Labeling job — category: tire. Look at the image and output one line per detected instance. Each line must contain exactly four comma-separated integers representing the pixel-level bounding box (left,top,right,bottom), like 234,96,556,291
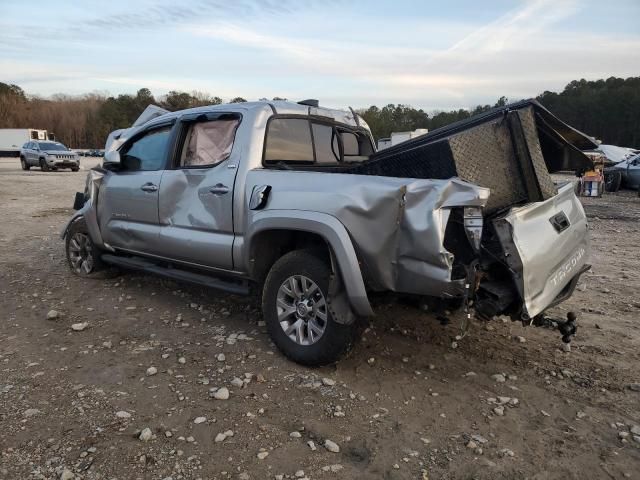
262,250,358,366
20,157,30,171
604,170,622,192
65,218,105,277
71,167,79,172
40,158,50,172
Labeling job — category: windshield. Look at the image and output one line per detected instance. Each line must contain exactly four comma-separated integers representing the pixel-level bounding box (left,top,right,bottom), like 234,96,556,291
39,142,68,151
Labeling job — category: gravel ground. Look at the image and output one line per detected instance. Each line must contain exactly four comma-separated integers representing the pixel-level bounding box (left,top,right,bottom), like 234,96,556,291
1,157,639,480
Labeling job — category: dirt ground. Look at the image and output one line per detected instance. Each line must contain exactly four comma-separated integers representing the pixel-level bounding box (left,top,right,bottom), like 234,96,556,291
1,156,639,480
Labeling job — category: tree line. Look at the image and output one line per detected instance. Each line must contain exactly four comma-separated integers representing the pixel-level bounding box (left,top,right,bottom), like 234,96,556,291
1,77,638,148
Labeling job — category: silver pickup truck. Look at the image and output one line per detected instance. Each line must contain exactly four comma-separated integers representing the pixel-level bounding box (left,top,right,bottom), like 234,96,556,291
62,99,593,365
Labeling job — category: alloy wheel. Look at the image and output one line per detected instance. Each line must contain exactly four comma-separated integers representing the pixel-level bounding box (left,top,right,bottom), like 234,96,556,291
276,274,328,345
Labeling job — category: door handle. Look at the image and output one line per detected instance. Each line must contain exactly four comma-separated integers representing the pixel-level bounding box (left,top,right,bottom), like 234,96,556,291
141,183,158,193
209,183,230,195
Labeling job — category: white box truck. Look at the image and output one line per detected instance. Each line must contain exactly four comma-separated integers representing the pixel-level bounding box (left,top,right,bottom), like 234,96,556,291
0,129,52,157
377,128,429,151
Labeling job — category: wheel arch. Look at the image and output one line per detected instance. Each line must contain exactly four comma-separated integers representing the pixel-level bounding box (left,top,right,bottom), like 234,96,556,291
244,210,373,317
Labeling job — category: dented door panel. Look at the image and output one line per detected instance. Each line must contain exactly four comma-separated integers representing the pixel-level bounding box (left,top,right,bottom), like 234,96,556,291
158,165,236,270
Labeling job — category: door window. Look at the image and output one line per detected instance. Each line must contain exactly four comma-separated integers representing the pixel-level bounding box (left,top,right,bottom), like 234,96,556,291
179,119,240,168
121,127,171,171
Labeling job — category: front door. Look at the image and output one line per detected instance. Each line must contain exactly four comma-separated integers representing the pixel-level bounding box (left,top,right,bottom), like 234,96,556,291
98,126,172,255
157,115,241,271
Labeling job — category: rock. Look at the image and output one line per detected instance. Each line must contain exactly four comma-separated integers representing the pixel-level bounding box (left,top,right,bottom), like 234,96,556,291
618,431,629,440
146,366,158,376
307,440,317,451
71,322,88,331
493,406,505,416
24,408,41,417
290,431,302,438
367,357,375,365
628,383,640,392
576,411,587,419
466,440,478,449
295,470,305,478
139,427,153,442
322,378,336,386
217,353,226,362
230,377,244,388
541,410,551,417
239,473,250,480
47,310,60,320
324,439,340,453
214,433,227,443
213,387,230,400
257,451,269,460
630,425,640,435
497,396,511,404
499,448,515,457
514,335,526,343
491,374,506,383
562,343,571,352
102,341,112,349
194,416,207,424
60,469,75,480
471,434,488,444
178,356,186,364
115,411,131,419
633,435,640,444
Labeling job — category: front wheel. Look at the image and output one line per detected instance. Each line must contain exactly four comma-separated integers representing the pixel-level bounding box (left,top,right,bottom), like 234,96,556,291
262,250,358,366
20,157,30,170
40,158,50,172
65,219,105,277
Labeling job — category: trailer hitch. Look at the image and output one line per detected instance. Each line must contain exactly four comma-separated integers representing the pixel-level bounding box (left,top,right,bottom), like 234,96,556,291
530,311,578,344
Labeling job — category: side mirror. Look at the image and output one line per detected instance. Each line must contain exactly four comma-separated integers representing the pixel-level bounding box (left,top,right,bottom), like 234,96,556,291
104,150,120,164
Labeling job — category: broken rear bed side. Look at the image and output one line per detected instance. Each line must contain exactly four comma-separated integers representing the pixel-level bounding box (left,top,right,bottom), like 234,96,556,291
260,99,595,323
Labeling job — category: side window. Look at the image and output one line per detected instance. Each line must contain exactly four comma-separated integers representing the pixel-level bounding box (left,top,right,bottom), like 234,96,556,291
341,132,360,156
179,119,240,168
312,123,339,164
121,127,171,171
264,118,314,163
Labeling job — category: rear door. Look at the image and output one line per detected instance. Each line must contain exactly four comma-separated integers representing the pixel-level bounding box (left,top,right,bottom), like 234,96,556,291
98,125,172,255
157,113,241,270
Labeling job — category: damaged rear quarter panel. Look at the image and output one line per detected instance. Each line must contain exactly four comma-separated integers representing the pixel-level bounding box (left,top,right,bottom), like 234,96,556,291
244,170,488,297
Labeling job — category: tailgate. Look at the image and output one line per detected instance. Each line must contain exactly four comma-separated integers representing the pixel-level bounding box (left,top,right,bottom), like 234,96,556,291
493,182,590,318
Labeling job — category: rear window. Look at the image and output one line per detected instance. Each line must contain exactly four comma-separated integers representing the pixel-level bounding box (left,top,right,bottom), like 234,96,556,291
264,118,314,163
312,123,339,164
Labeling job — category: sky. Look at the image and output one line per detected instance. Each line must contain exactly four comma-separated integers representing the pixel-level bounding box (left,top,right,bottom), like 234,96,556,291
1,0,639,110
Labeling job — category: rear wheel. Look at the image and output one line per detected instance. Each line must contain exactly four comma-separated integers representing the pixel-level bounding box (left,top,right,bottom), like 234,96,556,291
39,158,49,172
604,170,622,192
262,250,358,366
71,166,79,172
65,219,105,277
20,157,30,171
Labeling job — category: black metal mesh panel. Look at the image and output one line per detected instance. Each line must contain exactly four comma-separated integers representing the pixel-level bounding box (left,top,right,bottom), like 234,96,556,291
517,107,557,200
344,139,457,179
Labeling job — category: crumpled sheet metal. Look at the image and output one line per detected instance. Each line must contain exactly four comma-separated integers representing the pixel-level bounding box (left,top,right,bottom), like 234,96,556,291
248,170,489,296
